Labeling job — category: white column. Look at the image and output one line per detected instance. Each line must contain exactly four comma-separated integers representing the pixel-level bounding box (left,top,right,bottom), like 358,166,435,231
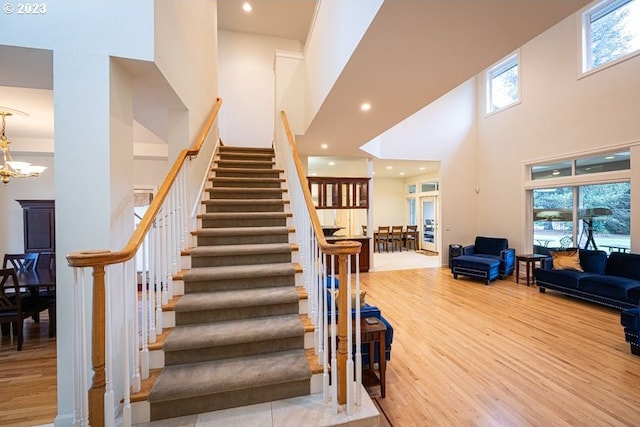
53,50,135,426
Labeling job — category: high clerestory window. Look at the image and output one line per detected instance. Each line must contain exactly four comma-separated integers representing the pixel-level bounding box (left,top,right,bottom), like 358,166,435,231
582,0,640,73
486,52,519,114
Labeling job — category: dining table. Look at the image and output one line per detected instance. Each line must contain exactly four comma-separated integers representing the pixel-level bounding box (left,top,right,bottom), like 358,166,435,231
16,268,56,337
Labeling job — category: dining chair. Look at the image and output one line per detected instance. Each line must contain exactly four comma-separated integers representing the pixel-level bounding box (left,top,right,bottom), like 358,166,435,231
3,252,54,331
390,226,404,252
375,226,390,252
405,225,418,250
0,268,30,350
3,253,40,272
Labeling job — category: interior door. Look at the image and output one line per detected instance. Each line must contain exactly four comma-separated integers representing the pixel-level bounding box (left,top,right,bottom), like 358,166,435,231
421,196,437,252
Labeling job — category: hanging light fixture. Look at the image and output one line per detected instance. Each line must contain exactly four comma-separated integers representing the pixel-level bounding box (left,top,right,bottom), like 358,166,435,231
0,111,47,184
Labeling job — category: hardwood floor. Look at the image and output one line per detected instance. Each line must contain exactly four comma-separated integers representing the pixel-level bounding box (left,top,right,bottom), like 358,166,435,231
3,268,640,426
360,267,640,426
0,313,57,427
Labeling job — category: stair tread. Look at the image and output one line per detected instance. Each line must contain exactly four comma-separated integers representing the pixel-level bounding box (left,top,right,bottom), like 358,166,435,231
219,146,274,153
210,176,283,182
212,167,284,173
202,199,287,205
183,262,296,282
196,226,290,236
199,212,291,219
207,187,286,192
164,314,304,351
191,242,293,256
175,286,299,312
149,349,311,403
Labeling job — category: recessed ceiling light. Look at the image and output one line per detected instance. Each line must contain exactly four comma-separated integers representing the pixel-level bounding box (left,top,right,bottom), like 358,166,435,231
242,2,252,12
419,167,426,171
399,172,405,176
372,171,376,175
321,144,328,149
328,161,336,166
360,102,371,111
386,166,393,170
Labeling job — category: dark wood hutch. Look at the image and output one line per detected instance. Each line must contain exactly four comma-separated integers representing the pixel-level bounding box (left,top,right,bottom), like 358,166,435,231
17,199,55,269
307,177,370,273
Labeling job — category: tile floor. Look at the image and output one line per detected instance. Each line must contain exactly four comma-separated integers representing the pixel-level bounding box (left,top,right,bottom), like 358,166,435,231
132,387,379,427
372,250,439,271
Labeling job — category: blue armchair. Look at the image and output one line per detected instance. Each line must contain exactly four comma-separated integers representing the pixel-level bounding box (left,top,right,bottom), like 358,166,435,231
621,307,640,356
462,236,516,278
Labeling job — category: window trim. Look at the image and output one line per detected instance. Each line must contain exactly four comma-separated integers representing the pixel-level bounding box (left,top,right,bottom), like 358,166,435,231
486,51,521,115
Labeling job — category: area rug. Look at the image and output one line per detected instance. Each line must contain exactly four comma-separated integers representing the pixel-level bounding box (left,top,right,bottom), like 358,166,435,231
372,250,439,271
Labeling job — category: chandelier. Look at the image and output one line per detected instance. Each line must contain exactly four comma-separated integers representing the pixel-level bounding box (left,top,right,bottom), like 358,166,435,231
0,111,47,184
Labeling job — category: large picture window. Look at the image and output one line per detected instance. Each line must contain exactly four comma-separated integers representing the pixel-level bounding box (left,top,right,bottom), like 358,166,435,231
582,0,640,72
532,182,630,253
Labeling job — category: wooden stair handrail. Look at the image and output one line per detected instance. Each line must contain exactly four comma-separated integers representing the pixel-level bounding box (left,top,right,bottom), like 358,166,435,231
281,110,360,406
67,98,223,268
280,111,360,257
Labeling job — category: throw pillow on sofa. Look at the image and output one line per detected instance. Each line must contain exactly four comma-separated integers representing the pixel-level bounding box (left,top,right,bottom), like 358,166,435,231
550,250,583,271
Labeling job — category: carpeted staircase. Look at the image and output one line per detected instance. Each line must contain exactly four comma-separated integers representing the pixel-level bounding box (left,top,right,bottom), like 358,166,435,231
147,145,312,421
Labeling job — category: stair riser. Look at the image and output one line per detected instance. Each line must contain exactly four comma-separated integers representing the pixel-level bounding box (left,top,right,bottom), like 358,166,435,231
191,252,292,268
150,380,310,421
214,170,281,179
197,234,289,246
217,154,274,162
204,203,285,213
164,336,304,366
183,275,295,293
210,180,282,189
208,190,284,200
175,303,299,325
219,147,274,155
202,218,287,228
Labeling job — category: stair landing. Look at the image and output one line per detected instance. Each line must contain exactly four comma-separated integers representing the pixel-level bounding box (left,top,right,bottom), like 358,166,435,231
133,386,380,426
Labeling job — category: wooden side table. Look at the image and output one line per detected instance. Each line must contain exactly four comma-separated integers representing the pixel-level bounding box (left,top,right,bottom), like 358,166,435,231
360,318,387,397
516,253,548,286
331,318,388,397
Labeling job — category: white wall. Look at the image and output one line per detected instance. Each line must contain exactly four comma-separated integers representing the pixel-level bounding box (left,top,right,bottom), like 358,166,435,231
1,0,154,58
475,8,640,252
371,177,406,227
218,31,302,147
155,0,219,150
303,0,383,129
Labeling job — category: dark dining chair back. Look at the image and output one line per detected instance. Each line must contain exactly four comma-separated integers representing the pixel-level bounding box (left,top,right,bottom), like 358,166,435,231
3,253,40,272
0,267,27,350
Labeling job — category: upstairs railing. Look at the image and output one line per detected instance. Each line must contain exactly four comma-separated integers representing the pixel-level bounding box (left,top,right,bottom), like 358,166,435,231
277,110,363,413
66,98,222,427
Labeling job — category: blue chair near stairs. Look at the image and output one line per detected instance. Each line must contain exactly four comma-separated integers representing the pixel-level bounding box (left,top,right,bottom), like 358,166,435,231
325,278,394,365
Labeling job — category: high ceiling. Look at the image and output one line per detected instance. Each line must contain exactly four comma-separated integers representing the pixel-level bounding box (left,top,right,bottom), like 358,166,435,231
218,0,592,177
0,0,592,178
217,0,317,44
